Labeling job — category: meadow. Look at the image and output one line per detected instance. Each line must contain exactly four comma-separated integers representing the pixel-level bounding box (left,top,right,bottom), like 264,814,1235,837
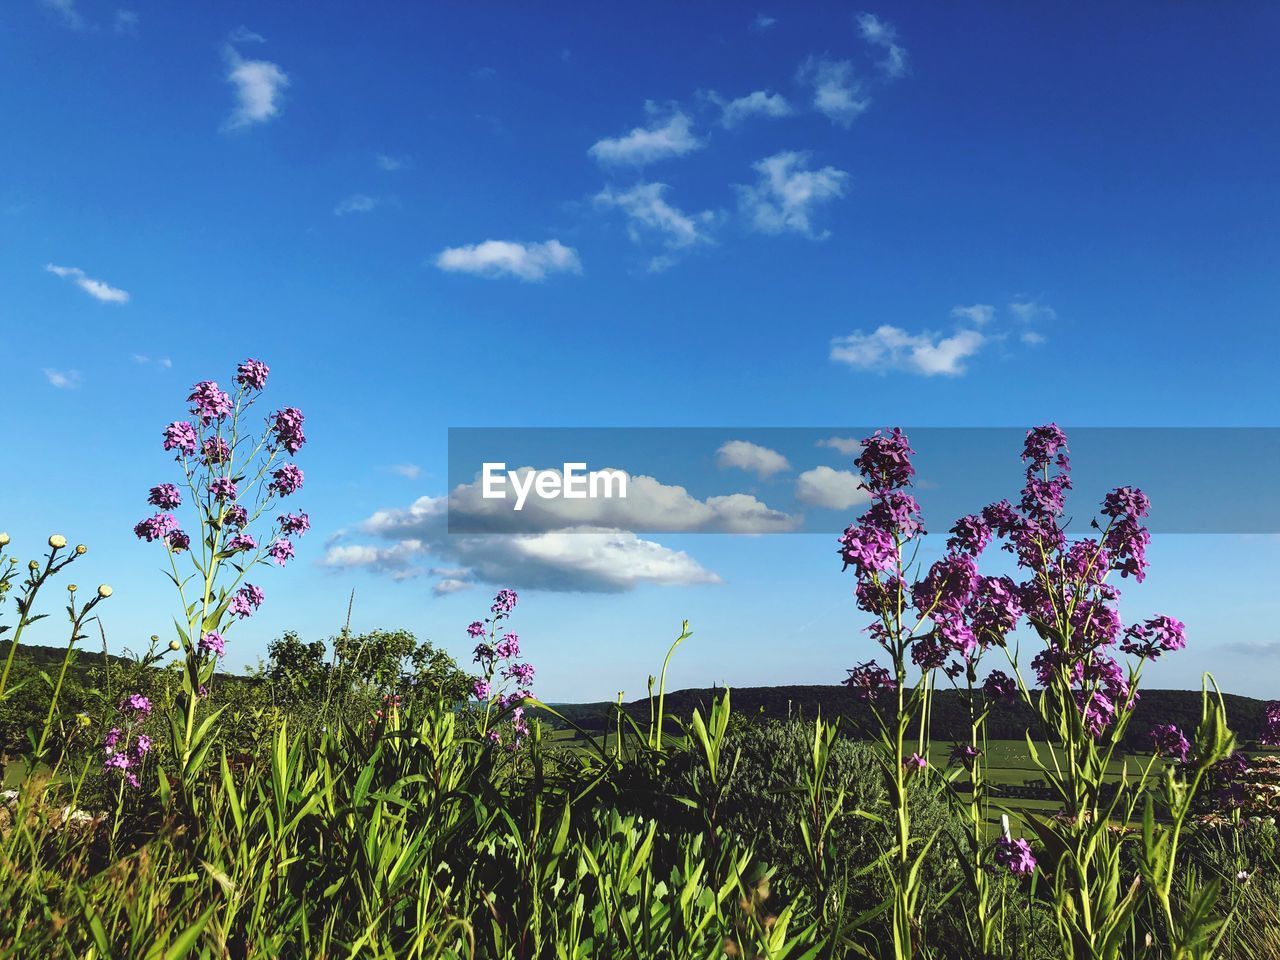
2,360,1279,959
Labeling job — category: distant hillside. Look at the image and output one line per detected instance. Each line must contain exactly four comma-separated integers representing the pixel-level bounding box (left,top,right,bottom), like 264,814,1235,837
546,685,1276,748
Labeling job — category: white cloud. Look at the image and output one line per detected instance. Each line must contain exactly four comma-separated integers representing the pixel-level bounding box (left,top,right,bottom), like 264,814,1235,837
41,0,84,29
594,183,715,264
43,368,81,389
390,464,421,479
334,194,378,215
227,26,266,44
795,465,869,510
433,578,472,596
222,45,289,131
323,493,726,593
132,354,172,368
1009,300,1057,323
714,90,793,127
588,106,703,166
114,9,138,34
857,13,908,79
798,57,870,127
817,436,863,456
45,264,130,303
830,326,985,377
1021,330,1046,345
751,13,777,30
434,239,582,282
440,470,798,535
376,153,408,172
715,440,791,479
950,304,994,326
737,151,848,238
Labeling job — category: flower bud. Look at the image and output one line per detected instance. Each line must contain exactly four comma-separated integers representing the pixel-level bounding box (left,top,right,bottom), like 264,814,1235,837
0,533,9,546
97,585,112,598
28,560,39,571
48,535,67,549
75,544,87,555
68,584,78,592
168,640,181,651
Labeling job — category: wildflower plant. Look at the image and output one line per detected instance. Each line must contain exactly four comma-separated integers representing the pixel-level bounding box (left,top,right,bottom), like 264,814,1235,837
468,589,535,748
837,425,1234,959
134,359,308,789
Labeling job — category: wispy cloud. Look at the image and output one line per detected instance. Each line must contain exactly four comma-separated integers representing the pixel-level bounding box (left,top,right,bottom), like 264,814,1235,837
795,465,869,509
857,12,908,79
798,57,870,127
1009,300,1058,323
817,437,863,457
375,153,408,172
222,40,289,131
751,13,777,31
333,194,379,215
588,105,703,166
390,464,422,479
133,354,172,368
830,326,986,377
595,183,715,270
951,304,995,326
1220,640,1280,658
113,9,138,34
43,368,81,389
737,151,848,238
434,240,582,282
716,440,791,479
227,26,266,44
433,578,473,596
41,0,84,30
711,90,793,128
45,264,130,303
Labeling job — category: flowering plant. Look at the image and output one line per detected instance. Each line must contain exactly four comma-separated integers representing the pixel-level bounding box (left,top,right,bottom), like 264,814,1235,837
468,589,535,750
134,359,308,787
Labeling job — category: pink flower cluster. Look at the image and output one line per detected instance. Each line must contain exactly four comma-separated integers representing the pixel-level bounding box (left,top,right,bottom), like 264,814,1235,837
470,590,534,747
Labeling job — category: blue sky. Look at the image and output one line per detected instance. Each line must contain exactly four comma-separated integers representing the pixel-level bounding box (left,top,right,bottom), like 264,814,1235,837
3,1,1279,700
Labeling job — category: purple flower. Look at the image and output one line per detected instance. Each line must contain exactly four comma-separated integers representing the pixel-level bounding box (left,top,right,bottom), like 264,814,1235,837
188,381,233,424
994,837,1037,876
104,751,130,772
133,734,152,757
853,428,916,492
202,437,231,466
228,583,264,619
843,660,895,700
1102,486,1151,521
1021,424,1069,474
491,589,518,615
1120,615,1186,660
199,631,226,657
271,407,307,455
1262,701,1280,746
134,513,178,543
209,477,237,502
472,679,491,700
838,523,898,576
903,752,927,772
947,513,992,555
123,693,152,716
147,483,182,510
167,529,191,552
225,533,256,553
162,421,198,456
1150,724,1190,762
278,512,310,536
236,358,270,391
467,620,487,639
914,552,977,617
104,727,121,749
951,743,981,767
270,464,304,496
865,491,925,539
968,576,1022,645
267,538,294,566
983,670,1018,703
503,662,535,686
494,633,520,659
224,505,248,528
1076,690,1116,739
